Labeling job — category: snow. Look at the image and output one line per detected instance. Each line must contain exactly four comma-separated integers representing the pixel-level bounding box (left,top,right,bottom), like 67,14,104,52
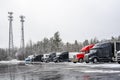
88,63,120,68
82,70,120,73
0,59,25,64
68,62,120,68
66,62,120,73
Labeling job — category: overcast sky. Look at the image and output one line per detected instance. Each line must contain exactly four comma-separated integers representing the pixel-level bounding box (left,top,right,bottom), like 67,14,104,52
0,0,120,48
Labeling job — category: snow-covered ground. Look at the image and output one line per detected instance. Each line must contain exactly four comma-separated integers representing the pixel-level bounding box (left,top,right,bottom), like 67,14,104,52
82,70,120,73
65,62,120,74
0,62,120,80
68,62,120,68
0,59,25,64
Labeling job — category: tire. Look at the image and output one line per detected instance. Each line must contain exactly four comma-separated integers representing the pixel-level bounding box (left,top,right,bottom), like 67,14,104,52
111,60,114,62
78,58,84,63
93,58,98,63
45,60,48,63
85,59,89,63
118,61,120,64
85,61,89,63
73,62,77,63
54,60,58,63
56,60,60,63
53,59,59,63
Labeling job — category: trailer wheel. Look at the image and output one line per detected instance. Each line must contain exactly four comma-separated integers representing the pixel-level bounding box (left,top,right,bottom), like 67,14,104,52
93,58,98,63
79,59,84,63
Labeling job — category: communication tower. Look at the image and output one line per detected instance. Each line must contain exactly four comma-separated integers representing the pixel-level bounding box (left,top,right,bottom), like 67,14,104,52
8,12,14,58
20,15,25,57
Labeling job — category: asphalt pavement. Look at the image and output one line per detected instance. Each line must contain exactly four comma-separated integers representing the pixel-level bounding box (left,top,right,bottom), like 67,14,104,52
0,62,120,80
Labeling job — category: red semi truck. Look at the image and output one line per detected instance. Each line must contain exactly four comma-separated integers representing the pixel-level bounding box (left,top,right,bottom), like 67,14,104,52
72,44,94,63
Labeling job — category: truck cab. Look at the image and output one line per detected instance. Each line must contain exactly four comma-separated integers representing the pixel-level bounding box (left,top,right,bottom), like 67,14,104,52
84,42,113,63
25,55,35,64
72,44,94,63
42,54,50,62
32,54,43,62
117,51,120,64
46,53,56,62
53,52,69,62
72,52,85,63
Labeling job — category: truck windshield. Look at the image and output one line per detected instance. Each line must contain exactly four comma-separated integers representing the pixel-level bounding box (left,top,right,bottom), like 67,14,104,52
90,49,97,53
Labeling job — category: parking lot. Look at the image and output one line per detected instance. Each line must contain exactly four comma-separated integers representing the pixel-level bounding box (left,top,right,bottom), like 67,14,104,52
0,61,120,80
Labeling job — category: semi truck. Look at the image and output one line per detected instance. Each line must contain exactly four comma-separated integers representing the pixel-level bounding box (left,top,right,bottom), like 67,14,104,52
32,54,43,62
25,54,43,63
72,44,94,63
84,41,120,63
41,53,50,62
45,53,56,62
117,51,120,63
53,52,78,62
25,55,35,63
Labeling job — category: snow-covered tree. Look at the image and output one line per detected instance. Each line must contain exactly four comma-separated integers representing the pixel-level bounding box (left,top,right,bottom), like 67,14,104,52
53,31,62,52
83,40,89,46
73,40,80,52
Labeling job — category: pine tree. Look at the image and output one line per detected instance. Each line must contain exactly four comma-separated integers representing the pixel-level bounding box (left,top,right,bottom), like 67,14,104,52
53,31,62,52
43,38,49,53
83,40,89,46
118,36,120,41
74,40,79,52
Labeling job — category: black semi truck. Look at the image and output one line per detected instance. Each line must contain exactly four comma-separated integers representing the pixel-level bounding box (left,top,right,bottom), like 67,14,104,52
53,52,69,62
46,53,56,62
84,41,120,63
32,54,43,62
53,52,78,62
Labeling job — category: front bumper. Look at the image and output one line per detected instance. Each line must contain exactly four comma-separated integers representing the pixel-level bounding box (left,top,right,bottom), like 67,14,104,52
72,59,78,63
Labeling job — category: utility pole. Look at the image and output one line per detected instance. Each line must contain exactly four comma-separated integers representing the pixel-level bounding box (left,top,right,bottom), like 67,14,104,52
8,12,14,59
20,15,25,59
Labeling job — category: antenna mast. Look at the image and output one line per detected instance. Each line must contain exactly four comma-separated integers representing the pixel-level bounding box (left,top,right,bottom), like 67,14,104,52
20,15,25,58
8,12,14,58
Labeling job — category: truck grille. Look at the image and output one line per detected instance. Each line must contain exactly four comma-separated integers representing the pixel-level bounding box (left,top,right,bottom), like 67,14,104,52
117,53,120,56
117,57,120,61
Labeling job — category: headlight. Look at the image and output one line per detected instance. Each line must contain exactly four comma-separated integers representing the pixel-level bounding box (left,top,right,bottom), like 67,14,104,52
89,57,92,60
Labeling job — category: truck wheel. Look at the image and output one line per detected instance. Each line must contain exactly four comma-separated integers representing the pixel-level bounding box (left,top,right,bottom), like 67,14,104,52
45,60,48,63
93,58,98,63
79,59,84,63
118,61,120,64
85,61,89,63
54,60,58,63
73,62,77,63
57,60,60,63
